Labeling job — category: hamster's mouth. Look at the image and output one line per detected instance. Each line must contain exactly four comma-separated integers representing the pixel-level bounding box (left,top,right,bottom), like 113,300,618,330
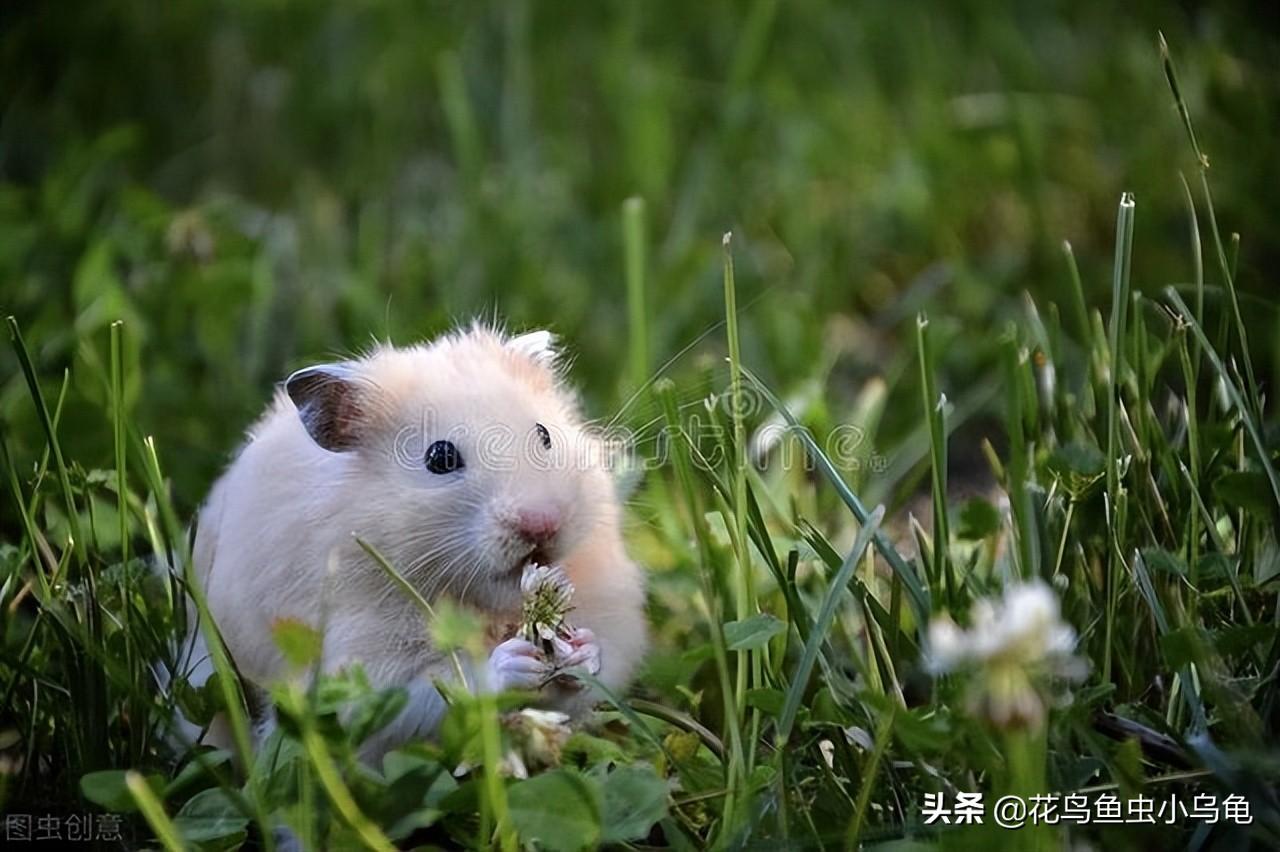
513,544,553,574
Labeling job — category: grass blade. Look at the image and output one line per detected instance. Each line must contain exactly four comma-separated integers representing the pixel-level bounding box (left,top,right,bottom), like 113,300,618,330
110,321,129,565
721,232,761,782
290,685,398,852
1160,33,1262,422
1165,287,1280,515
1061,240,1091,342
1103,192,1136,684
127,771,185,852
7,316,85,570
741,366,930,625
916,313,953,605
844,707,894,850
777,505,885,743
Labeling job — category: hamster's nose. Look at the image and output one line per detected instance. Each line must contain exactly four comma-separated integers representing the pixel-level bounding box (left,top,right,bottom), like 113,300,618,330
514,508,561,545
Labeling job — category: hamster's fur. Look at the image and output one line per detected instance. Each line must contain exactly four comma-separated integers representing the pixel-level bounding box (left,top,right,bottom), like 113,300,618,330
177,325,647,758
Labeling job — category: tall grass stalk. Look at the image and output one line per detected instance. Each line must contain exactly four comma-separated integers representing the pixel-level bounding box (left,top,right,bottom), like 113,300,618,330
844,706,894,850
916,313,953,605
1160,35,1262,420
108,320,147,761
1175,173,1206,595
290,685,398,852
1061,241,1091,342
1102,192,1135,685
721,233,761,788
1000,334,1038,579
476,687,518,852
110,321,128,568
8,317,85,571
126,771,185,852
0,412,49,599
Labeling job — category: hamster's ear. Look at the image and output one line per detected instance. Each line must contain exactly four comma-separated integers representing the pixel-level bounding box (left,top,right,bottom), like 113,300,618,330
285,364,365,452
507,330,558,370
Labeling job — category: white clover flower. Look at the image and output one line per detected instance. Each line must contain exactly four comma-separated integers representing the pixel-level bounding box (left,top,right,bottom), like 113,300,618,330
518,708,572,728
520,563,572,597
504,708,573,772
927,579,1079,672
455,750,530,780
925,617,968,672
520,563,575,646
926,579,1086,729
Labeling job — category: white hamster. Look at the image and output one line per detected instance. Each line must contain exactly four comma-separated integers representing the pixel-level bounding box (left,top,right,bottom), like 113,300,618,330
178,325,648,757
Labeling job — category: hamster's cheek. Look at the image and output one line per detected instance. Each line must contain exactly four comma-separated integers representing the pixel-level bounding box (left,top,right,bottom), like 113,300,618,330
552,493,595,556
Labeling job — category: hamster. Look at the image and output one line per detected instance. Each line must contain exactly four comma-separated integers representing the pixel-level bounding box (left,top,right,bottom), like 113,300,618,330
177,325,648,758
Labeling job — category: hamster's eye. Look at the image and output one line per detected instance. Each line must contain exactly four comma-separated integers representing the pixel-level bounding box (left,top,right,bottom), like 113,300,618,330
425,440,464,475
535,423,551,450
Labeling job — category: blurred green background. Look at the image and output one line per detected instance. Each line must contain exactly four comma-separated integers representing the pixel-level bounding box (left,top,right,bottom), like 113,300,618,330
1,0,1277,507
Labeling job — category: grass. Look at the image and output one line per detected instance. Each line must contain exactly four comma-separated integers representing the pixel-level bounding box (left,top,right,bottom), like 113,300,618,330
2,3,1280,850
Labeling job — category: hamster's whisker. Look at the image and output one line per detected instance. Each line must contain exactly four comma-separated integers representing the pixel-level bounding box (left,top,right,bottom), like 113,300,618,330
418,551,472,602
435,550,483,603
394,531,472,558
454,559,490,607
397,540,473,586
411,552,472,592
369,535,468,583
371,545,471,610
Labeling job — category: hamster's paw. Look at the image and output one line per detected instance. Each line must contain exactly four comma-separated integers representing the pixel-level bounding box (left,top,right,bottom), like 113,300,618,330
487,637,549,692
552,626,602,677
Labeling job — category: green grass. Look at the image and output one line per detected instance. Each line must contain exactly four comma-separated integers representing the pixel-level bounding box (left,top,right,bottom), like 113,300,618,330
2,2,1280,850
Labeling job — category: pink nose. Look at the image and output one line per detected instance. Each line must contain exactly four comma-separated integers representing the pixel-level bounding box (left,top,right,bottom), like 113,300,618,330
515,508,561,545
